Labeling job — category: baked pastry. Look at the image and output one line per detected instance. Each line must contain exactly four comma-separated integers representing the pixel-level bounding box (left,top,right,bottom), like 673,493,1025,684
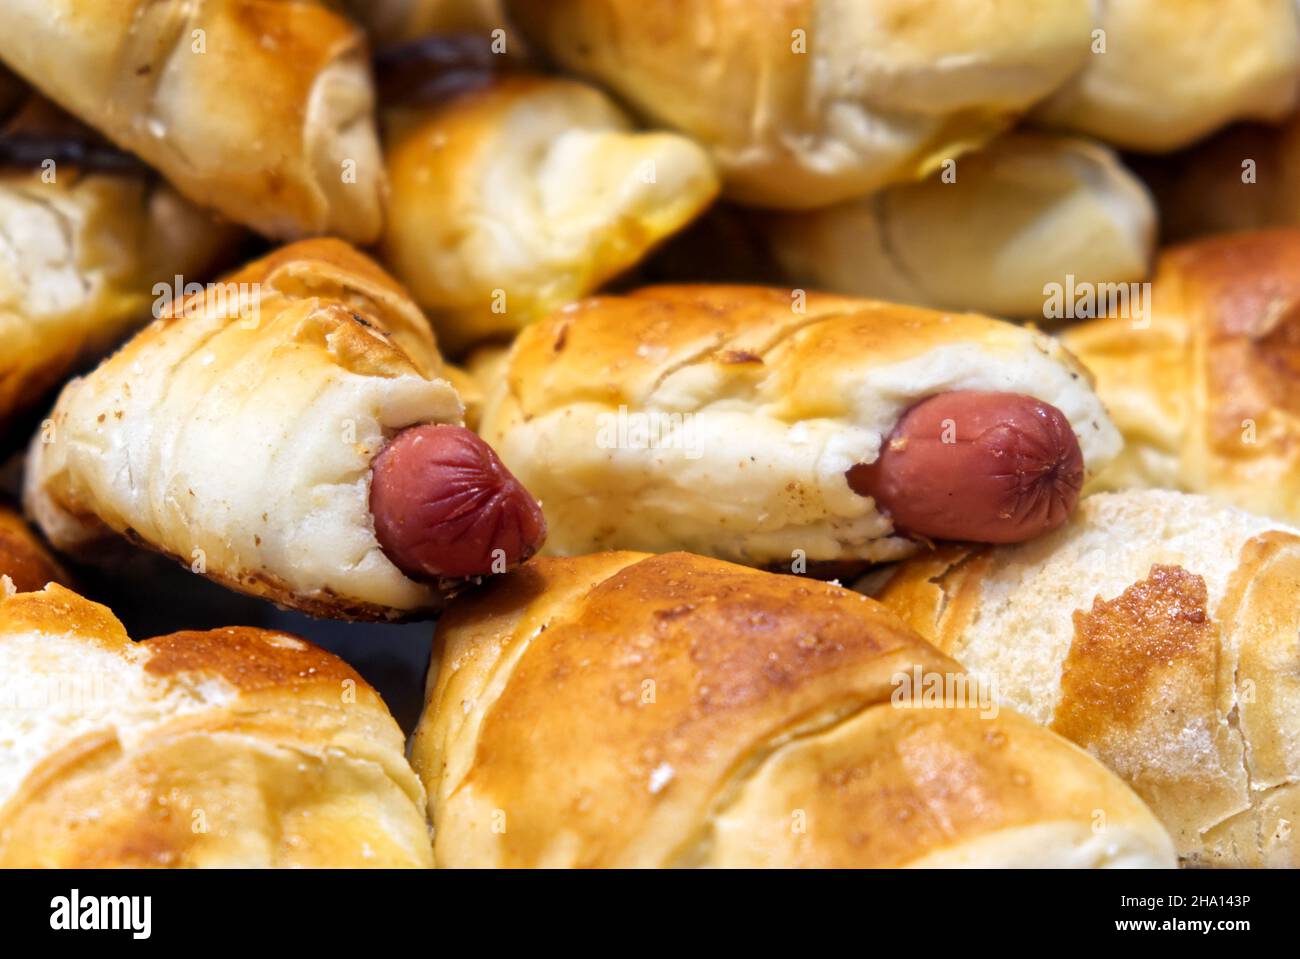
0,92,236,435
868,490,1300,867
475,285,1120,565
25,239,546,621
0,503,66,593
758,133,1156,319
1033,0,1300,152
0,582,432,867
504,0,1094,209
0,0,386,242
1062,228,1300,525
411,551,1176,867
381,74,718,353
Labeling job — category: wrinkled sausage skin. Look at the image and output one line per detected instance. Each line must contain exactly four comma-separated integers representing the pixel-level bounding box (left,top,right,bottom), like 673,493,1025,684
847,391,1084,544
370,424,547,580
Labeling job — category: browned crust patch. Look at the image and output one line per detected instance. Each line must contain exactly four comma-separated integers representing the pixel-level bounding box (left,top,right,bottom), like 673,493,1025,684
0,583,128,650
0,506,68,593
1053,564,1247,853
1055,565,1216,735
142,626,371,695
1172,230,1300,453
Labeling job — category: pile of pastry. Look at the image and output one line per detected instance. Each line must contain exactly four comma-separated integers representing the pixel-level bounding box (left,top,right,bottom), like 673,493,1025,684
0,0,1297,869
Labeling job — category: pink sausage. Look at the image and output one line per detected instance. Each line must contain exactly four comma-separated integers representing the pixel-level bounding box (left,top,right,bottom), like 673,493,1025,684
846,391,1084,544
370,424,547,580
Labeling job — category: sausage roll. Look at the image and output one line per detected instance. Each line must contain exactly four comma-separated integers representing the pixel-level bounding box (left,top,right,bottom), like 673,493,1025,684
1063,229,1300,525
0,582,432,867
412,551,1175,868
381,74,718,353
869,490,1300,868
0,93,237,435
0,0,386,242
475,286,1121,565
25,239,546,621
758,133,1156,319
503,0,1094,209
1033,0,1300,152
0,503,66,593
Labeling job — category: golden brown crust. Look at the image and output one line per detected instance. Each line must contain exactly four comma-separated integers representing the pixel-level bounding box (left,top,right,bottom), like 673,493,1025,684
503,285,1068,419
0,584,432,867
869,545,984,653
710,705,1162,868
187,237,444,379
1217,532,1300,791
1051,566,1245,850
1056,566,1216,735
0,0,386,241
1066,228,1300,522
0,505,67,594
416,551,1173,867
0,583,127,650
142,626,368,695
379,74,719,353
505,0,1094,208
868,490,1300,866
1171,232,1300,452
0,725,427,868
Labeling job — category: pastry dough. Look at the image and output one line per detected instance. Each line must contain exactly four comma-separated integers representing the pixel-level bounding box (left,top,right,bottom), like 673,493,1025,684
504,0,1094,208
412,551,1175,867
0,504,66,594
870,490,1300,867
0,93,237,434
1034,0,1300,151
24,239,468,620
0,0,386,241
476,285,1121,564
1063,228,1300,524
381,75,718,353
759,133,1156,319
0,582,432,867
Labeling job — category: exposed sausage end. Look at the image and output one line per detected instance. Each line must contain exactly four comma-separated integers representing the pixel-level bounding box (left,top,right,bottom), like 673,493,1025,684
370,424,547,581
847,390,1085,544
